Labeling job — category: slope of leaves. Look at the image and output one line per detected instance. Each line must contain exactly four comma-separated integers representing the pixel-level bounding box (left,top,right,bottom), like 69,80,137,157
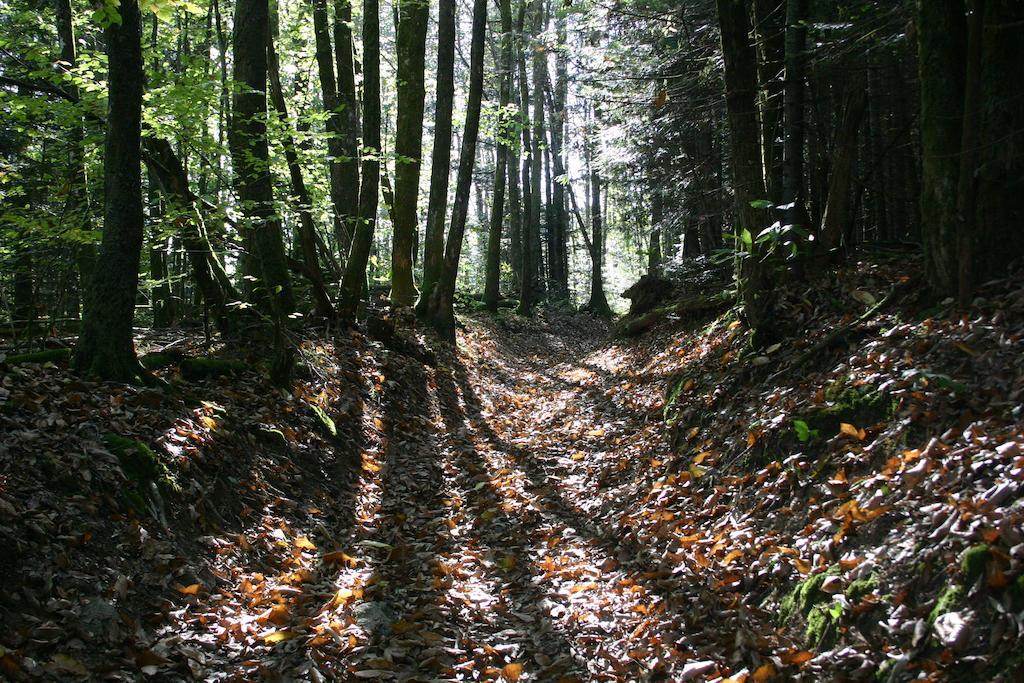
0,254,1021,681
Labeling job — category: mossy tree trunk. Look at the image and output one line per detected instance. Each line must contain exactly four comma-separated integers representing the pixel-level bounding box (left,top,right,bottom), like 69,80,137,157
72,0,146,382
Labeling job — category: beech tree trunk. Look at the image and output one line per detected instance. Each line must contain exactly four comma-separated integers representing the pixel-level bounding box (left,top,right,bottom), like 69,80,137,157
425,0,487,340
391,0,429,306
72,0,146,382
418,0,457,312
483,0,514,312
337,0,380,322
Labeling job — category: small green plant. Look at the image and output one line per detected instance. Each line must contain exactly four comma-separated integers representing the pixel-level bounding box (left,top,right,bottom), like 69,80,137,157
793,419,818,443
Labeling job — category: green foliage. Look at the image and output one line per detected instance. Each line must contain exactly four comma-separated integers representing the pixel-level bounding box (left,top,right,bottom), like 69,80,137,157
845,574,879,601
793,419,817,443
310,404,337,438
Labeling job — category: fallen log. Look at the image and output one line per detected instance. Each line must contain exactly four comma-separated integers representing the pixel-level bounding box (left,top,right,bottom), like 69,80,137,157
614,292,733,337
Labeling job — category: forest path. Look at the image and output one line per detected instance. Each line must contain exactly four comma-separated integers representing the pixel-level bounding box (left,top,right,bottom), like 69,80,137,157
330,314,717,681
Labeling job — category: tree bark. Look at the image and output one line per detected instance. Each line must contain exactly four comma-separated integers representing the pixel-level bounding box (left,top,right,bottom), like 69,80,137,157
424,0,488,340
716,0,771,339
72,0,146,382
390,0,430,306
484,0,514,312
230,0,294,317
918,0,966,296
417,0,457,312
780,0,808,232
338,0,381,322
818,87,867,262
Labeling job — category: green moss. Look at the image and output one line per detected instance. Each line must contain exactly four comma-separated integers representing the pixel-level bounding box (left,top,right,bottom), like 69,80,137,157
960,544,991,584
311,404,337,438
140,352,181,370
180,357,246,381
805,383,893,436
4,348,72,366
846,574,879,601
805,600,843,648
778,566,841,625
928,584,963,624
103,433,179,517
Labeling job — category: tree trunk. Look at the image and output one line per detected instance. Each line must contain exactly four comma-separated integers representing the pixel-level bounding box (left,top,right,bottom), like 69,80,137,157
72,0,146,382
425,0,487,339
390,0,429,306
754,0,785,202
585,103,612,317
417,0,457,312
230,0,294,317
818,87,867,262
525,0,545,308
515,1,535,314
780,0,808,232
649,189,663,276
716,0,771,339
337,0,381,322
334,0,360,255
484,0,514,312
972,0,1024,288
918,0,966,295
268,13,334,317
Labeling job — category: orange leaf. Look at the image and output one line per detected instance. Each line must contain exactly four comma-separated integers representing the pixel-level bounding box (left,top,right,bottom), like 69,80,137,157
262,629,300,644
839,423,864,440
722,549,743,566
294,536,317,551
322,550,359,567
792,557,811,574
783,649,814,665
175,583,201,595
752,662,776,682
502,663,524,681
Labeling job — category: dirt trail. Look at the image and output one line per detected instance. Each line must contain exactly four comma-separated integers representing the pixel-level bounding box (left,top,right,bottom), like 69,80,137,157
312,315,738,681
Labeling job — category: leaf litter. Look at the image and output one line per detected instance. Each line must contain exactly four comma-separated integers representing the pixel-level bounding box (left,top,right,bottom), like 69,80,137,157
0,256,1022,680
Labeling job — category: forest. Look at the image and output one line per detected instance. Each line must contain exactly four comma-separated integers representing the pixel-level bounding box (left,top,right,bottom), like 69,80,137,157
1,0,1023,679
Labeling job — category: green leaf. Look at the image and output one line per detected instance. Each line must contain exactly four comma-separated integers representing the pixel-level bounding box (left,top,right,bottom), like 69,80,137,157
750,199,774,209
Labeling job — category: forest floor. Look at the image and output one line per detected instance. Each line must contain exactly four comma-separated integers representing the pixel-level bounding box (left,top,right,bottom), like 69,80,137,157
1,255,1023,681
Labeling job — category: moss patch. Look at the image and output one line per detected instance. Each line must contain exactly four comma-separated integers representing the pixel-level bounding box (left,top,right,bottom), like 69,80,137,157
778,566,840,625
806,600,843,648
960,544,991,584
4,348,72,366
845,574,879,601
140,352,183,371
806,382,892,436
928,584,964,624
180,357,247,381
103,433,179,514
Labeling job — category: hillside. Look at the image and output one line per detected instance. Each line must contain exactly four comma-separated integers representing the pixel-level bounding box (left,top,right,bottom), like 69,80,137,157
1,255,1021,680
